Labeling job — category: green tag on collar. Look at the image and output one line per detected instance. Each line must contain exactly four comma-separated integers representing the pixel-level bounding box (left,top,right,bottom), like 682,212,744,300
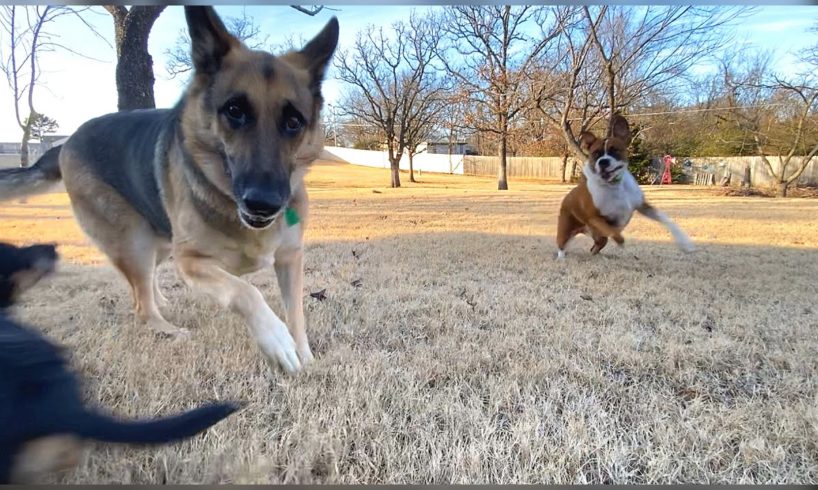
610,174,623,184
285,207,300,227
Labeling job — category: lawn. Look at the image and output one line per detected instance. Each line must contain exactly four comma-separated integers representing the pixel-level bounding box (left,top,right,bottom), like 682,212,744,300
2,160,817,483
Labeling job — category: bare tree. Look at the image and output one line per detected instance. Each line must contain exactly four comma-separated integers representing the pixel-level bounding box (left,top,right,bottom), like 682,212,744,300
583,6,749,125
530,6,605,161
403,82,446,182
335,12,442,188
108,6,326,109
438,92,470,162
104,6,166,111
748,77,818,197
28,113,58,142
165,9,270,80
531,6,748,164
1,6,104,166
437,6,566,190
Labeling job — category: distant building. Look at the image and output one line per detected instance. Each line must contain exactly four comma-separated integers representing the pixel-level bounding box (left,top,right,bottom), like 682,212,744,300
0,134,68,163
417,140,477,155
0,135,70,159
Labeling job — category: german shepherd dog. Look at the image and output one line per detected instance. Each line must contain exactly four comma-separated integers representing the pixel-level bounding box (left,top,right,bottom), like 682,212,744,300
0,241,238,483
0,7,339,374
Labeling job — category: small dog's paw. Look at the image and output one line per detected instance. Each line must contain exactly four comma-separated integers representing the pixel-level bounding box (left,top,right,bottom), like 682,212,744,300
556,250,566,260
613,234,625,246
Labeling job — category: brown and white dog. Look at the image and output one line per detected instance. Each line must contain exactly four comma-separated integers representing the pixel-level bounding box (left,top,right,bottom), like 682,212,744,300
556,114,695,259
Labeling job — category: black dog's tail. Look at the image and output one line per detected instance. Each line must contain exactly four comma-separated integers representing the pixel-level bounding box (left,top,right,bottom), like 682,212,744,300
0,145,63,202
70,402,239,444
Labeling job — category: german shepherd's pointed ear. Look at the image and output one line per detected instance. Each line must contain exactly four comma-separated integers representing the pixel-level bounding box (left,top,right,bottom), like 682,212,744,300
297,17,339,89
610,113,631,145
579,131,597,154
185,6,241,76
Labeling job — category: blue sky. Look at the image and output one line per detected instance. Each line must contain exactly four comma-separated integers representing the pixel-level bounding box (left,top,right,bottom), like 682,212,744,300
1,4,817,142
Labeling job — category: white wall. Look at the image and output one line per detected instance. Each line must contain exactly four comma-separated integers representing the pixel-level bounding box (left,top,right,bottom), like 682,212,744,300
321,146,465,175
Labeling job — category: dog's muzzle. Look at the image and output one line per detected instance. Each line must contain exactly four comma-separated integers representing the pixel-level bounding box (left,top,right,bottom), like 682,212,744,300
237,187,289,229
238,209,280,229
600,166,623,182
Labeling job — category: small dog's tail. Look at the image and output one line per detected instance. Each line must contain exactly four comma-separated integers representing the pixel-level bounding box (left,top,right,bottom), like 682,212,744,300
70,402,240,444
637,202,696,253
0,145,63,202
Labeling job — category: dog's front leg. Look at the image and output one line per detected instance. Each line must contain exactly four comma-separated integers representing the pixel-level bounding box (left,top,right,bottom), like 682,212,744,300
176,253,301,374
586,216,625,245
274,247,313,364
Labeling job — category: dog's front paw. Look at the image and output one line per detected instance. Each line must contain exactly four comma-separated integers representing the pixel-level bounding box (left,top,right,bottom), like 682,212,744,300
298,345,315,365
148,318,191,340
613,234,625,246
679,240,696,253
259,325,301,374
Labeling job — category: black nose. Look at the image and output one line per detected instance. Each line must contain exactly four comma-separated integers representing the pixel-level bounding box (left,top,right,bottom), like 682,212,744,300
241,188,286,217
598,158,611,169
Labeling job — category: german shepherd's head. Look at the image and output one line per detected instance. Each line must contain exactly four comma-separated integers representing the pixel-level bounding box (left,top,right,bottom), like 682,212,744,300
181,7,339,229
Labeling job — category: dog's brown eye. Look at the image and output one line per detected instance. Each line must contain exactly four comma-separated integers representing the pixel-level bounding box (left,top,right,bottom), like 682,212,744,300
221,95,252,129
285,117,301,130
227,104,244,119
285,116,303,133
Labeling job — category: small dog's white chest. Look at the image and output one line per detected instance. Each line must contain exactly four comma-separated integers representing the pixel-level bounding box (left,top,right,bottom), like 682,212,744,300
587,172,644,228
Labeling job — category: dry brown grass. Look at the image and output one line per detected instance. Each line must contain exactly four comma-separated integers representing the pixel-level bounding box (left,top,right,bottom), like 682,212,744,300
2,161,817,484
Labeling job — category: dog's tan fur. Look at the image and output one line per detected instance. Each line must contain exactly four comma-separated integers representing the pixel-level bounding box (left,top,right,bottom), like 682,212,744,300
46,7,337,374
10,436,82,483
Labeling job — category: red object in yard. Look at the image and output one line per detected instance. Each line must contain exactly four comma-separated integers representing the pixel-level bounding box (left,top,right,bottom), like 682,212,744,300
661,154,673,185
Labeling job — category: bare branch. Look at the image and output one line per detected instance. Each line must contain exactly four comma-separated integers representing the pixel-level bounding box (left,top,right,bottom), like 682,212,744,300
289,6,325,16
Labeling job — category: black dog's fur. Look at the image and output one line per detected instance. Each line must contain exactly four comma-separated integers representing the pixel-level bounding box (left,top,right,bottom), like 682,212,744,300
0,242,239,483
0,242,57,309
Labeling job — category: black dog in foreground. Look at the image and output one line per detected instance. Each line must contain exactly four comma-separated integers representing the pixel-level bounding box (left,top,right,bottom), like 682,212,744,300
0,242,239,483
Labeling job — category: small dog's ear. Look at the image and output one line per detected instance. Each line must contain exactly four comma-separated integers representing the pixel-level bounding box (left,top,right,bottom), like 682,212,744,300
579,131,597,154
298,17,339,90
610,114,631,146
185,6,241,76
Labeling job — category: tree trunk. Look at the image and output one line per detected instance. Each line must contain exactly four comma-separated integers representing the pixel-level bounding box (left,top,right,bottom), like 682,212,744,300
409,153,416,183
560,154,569,183
19,124,31,167
106,6,165,111
497,134,508,190
741,163,751,188
390,159,401,188
777,181,789,197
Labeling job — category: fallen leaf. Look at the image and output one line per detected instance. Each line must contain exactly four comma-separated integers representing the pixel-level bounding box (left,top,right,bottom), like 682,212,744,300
580,294,593,301
350,279,363,288
310,289,327,301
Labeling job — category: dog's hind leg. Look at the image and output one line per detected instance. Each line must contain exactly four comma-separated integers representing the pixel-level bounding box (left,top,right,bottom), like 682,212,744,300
556,212,582,260
175,252,301,374
110,237,186,338
61,173,186,338
589,234,609,255
153,244,172,308
637,202,695,252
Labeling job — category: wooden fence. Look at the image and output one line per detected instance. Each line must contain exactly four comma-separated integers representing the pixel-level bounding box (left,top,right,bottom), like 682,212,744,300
463,155,571,180
460,154,818,187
